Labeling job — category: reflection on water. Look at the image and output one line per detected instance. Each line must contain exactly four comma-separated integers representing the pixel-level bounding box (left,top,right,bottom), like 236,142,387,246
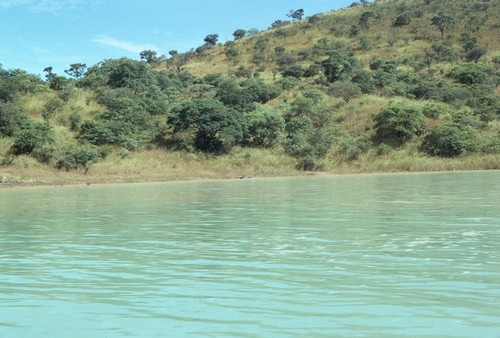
1,172,499,337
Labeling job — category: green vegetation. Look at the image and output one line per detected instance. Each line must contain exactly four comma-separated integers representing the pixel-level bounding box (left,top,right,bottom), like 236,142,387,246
1,0,500,185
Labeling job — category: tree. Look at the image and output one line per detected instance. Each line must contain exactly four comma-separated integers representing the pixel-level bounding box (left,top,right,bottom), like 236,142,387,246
204,34,219,46
321,50,358,82
373,102,426,146
329,81,362,102
168,50,178,58
233,29,246,40
43,66,54,81
140,50,158,63
168,98,245,153
431,14,454,40
64,63,87,79
287,9,304,21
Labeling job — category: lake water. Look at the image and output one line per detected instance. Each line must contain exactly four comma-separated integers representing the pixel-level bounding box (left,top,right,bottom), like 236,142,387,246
0,172,499,337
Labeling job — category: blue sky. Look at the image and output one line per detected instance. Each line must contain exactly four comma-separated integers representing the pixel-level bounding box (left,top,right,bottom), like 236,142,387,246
1,0,354,77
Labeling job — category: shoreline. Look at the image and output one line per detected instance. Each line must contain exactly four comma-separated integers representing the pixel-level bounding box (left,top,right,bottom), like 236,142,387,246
2,167,499,190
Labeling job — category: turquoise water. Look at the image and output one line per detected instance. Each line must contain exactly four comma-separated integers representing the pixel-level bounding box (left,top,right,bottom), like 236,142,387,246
1,172,499,337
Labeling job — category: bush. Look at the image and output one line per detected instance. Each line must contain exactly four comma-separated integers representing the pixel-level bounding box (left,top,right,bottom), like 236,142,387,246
56,146,100,171
373,102,426,146
168,98,245,153
10,122,55,156
244,105,285,147
329,81,362,102
78,121,116,145
466,47,487,63
447,65,490,85
393,14,411,26
420,124,480,157
422,103,450,119
0,102,29,136
482,135,500,154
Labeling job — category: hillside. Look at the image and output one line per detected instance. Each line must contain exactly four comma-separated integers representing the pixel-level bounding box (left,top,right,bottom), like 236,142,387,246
1,0,500,185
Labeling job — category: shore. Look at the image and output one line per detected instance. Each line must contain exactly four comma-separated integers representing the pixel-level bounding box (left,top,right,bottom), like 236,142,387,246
2,148,500,189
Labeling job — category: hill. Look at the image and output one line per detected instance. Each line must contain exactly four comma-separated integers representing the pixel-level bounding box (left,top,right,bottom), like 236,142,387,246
1,0,499,185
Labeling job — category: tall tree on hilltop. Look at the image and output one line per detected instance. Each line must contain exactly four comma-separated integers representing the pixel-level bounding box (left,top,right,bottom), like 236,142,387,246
287,9,304,21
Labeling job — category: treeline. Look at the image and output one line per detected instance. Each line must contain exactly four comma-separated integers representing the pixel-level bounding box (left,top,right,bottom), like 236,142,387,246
1,0,499,173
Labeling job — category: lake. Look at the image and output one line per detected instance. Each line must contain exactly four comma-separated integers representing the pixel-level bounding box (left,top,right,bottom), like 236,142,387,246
1,172,499,337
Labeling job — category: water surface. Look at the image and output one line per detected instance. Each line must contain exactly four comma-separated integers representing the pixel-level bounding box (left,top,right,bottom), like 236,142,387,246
1,172,499,337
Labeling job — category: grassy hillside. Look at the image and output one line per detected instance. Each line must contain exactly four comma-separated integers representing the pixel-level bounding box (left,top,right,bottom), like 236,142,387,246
1,0,499,185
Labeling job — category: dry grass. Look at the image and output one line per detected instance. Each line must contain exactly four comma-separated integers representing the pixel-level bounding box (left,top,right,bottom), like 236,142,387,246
2,144,499,187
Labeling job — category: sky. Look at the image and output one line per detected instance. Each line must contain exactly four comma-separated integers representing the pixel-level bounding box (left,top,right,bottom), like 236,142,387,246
0,0,355,77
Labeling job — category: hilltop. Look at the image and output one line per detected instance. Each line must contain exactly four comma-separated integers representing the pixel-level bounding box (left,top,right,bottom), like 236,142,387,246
1,0,499,185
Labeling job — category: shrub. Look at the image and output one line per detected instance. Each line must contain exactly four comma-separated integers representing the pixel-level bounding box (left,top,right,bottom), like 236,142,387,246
394,14,411,26
244,105,285,147
422,103,449,119
482,135,500,154
10,122,55,156
373,102,426,146
447,65,490,85
56,145,100,171
329,81,362,102
466,47,487,63
168,98,245,153
0,102,29,136
420,124,480,157
280,64,305,78
68,112,82,131
78,121,116,145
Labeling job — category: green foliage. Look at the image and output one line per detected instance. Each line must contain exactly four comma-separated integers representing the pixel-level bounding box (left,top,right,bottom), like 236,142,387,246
482,135,500,154
430,41,457,62
225,46,239,60
321,47,360,82
280,64,305,78
78,121,116,146
373,102,426,146
68,112,82,131
216,77,280,112
329,81,362,102
359,11,374,29
0,68,46,102
56,145,100,170
394,14,411,26
465,46,487,63
276,76,300,90
233,29,246,40
447,64,496,85
64,63,87,79
82,58,156,92
140,50,158,64
244,104,285,147
459,32,478,52
0,102,30,136
335,135,368,161
10,122,55,156
283,97,334,170
287,9,304,21
204,34,219,46
431,13,455,39
168,98,245,153
422,103,450,119
420,124,480,157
